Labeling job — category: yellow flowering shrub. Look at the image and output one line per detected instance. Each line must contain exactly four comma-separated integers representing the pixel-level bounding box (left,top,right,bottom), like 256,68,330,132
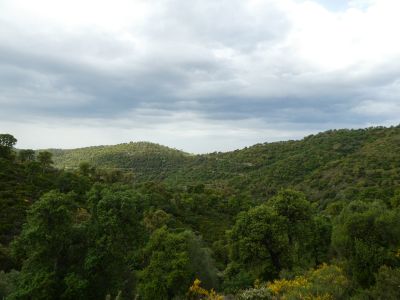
267,277,309,295
395,248,400,258
188,279,224,300
264,264,349,300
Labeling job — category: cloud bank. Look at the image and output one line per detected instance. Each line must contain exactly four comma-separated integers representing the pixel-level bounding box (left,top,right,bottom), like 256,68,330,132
1,0,399,152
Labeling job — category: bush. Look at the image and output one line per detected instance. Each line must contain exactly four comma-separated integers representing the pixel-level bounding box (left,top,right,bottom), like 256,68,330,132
0,270,19,299
368,265,400,300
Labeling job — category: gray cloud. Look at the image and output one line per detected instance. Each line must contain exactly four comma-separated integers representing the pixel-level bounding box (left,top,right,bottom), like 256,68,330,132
1,0,400,152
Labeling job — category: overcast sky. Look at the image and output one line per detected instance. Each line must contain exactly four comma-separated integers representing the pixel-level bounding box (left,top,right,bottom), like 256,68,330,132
1,0,400,153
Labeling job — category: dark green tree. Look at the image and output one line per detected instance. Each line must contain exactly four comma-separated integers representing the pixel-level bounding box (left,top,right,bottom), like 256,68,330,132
227,190,315,286
310,215,332,265
267,189,314,266
137,227,193,300
368,265,400,299
0,270,19,299
84,184,144,299
332,201,400,287
37,151,54,168
9,191,85,300
0,134,17,148
0,134,17,158
228,204,289,281
17,150,35,162
78,162,94,177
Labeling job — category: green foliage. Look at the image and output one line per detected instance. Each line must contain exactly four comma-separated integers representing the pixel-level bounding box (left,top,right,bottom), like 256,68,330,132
229,204,290,281
186,233,219,290
143,209,172,232
137,226,218,299
310,215,332,265
368,265,400,299
46,142,190,181
228,190,314,284
332,201,400,287
47,127,400,209
37,151,54,168
137,227,192,300
390,188,400,208
0,134,17,158
0,269,19,299
8,186,145,299
17,150,35,162
0,147,90,247
84,184,144,299
222,262,254,293
0,134,17,148
9,191,81,299
2,127,400,298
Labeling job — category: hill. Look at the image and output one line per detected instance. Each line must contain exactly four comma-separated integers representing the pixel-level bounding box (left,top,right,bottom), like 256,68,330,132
45,142,192,181
46,126,400,207
2,127,400,299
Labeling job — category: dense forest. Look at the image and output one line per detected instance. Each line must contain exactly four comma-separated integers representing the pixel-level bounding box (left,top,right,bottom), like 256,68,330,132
1,126,400,299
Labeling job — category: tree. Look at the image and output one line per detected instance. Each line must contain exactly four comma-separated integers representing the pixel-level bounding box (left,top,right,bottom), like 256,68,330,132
332,201,400,287
310,215,332,265
0,270,19,299
267,189,314,266
143,209,172,232
228,204,290,281
9,191,84,300
0,134,17,158
368,266,400,299
84,184,144,299
137,227,193,300
17,149,35,162
10,185,145,300
37,151,53,168
137,226,217,299
78,162,95,177
227,190,315,286
0,134,17,148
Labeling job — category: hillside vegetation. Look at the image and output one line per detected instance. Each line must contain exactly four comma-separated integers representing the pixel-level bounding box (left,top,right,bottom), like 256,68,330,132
49,126,400,206
0,126,399,299
47,142,191,181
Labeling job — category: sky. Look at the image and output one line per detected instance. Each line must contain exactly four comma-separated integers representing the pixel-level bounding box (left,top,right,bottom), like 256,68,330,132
1,0,400,153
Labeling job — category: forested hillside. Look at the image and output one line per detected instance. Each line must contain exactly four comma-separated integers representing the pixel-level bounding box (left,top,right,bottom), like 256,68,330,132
50,126,400,206
47,142,191,181
1,127,400,299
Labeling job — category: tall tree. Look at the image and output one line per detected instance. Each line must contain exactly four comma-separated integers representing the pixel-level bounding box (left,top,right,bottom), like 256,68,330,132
84,184,144,299
137,227,192,300
228,204,289,281
9,191,84,300
0,134,17,158
37,151,54,168
228,190,315,284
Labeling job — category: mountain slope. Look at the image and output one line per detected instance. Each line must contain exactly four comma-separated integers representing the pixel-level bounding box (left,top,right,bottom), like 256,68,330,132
45,126,400,206
46,142,192,181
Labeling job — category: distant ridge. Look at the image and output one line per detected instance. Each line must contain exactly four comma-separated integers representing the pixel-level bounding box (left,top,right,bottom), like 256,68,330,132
42,125,400,207
43,142,190,181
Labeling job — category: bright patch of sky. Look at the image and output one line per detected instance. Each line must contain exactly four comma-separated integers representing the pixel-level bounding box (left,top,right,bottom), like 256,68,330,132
315,0,349,11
